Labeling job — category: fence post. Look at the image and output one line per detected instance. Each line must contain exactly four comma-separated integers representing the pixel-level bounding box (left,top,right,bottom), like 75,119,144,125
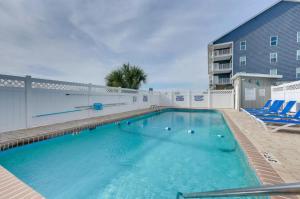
25,76,32,128
189,90,192,108
87,83,92,117
208,89,211,108
172,91,175,107
88,83,92,105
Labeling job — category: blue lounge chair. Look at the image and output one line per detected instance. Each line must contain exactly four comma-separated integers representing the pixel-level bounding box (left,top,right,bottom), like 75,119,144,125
245,99,272,112
258,110,300,132
248,100,284,115
256,101,296,118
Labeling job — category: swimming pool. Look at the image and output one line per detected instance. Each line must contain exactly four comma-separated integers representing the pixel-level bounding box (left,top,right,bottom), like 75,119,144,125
0,109,260,198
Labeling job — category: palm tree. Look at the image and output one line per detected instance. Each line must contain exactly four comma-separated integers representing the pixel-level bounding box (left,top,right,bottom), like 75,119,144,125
105,63,147,89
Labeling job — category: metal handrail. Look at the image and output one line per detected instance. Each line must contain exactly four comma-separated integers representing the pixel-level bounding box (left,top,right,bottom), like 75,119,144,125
177,182,300,198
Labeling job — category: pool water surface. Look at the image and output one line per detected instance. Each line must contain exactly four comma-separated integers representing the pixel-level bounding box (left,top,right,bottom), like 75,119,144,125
0,109,260,199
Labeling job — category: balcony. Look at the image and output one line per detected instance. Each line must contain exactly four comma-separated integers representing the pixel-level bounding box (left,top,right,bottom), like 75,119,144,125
213,48,232,61
212,63,232,74
214,78,232,85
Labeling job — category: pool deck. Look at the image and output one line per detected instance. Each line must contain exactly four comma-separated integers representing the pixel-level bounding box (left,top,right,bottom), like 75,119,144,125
0,166,44,199
222,109,300,199
0,107,299,198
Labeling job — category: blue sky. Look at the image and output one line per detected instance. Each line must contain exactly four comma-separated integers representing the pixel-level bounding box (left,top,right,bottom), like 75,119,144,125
0,0,277,90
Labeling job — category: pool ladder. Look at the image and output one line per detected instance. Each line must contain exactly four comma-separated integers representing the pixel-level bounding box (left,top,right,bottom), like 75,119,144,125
177,182,300,198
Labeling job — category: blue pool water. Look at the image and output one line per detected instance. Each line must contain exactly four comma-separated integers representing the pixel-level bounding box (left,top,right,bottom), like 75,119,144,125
0,109,260,198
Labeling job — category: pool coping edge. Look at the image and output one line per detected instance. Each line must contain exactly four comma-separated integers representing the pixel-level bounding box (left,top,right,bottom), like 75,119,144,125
0,108,161,151
221,110,298,199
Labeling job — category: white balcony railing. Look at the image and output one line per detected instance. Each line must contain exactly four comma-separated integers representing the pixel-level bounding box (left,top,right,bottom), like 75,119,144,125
214,78,231,85
213,63,232,72
213,48,232,57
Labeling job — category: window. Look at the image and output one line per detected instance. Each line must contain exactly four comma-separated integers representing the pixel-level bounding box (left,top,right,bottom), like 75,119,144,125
297,32,300,43
297,50,300,60
270,36,278,46
270,68,277,75
240,41,246,50
239,56,246,66
297,68,300,79
143,95,148,102
270,52,277,63
133,96,137,103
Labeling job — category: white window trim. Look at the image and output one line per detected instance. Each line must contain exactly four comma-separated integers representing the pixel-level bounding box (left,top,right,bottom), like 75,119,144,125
297,32,300,43
270,68,277,75
270,52,278,64
239,56,246,66
270,36,278,46
240,40,246,50
297,50,300,60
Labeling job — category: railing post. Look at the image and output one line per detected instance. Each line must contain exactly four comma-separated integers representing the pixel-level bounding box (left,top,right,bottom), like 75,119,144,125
25,75,32,128
232,89,235,109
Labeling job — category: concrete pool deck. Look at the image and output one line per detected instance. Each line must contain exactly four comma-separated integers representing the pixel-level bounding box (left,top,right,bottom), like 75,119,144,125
0,166,44,199
0,107,299,198
222,109,300,199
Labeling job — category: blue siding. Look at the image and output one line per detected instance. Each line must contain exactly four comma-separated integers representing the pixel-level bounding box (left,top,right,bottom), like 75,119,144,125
214,1,300,81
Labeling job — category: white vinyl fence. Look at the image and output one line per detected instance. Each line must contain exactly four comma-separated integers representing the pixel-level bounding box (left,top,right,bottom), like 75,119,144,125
159,89,234,109
271,80,300,112
0,74,234,133
0,75,160,133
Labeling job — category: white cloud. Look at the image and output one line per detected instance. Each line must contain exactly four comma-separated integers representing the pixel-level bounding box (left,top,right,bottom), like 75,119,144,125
0,0,277,89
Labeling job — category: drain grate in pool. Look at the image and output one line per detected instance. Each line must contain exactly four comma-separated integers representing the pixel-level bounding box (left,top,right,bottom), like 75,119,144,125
263,152,280,164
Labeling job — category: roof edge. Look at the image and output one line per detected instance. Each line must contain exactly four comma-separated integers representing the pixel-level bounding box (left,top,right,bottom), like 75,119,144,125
231,72,283,80
210,0,285,44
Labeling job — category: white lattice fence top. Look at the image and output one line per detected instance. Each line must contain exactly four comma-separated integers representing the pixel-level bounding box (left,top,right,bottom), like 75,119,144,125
32,81,89,92
272,81,300,91
120,89,138,94
91,86,119,94
0,78,25,88
210,89,233,94
272,87,284,92
286,82,300,91
0,74,156,96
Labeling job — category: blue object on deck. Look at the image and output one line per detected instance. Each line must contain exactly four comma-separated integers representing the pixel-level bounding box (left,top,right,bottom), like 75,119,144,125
278,101,296,115
263,99,272,109
245,99,272,112
260,110,300,124
257,101,296,118
261,110,300,121
247,100,284,115
93,103,103,110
